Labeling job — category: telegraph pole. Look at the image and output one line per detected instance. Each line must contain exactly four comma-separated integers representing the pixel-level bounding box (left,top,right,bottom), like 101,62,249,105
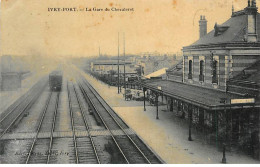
124,33,126,99
117,32,120,94
99,46,101,57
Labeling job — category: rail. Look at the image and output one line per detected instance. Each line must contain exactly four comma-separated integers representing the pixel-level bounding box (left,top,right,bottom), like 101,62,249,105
67,82,79,164
72,84,100,164
47,92,60,163
25,92,53,163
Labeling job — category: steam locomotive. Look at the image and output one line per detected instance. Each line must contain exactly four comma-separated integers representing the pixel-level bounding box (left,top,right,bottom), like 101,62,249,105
49,70,63,91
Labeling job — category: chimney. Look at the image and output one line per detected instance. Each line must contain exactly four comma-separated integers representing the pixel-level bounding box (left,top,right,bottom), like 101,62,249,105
245,0,258,42
199,15,207,38
252,0,256,7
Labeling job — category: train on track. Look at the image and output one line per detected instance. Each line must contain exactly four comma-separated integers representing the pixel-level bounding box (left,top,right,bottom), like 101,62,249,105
49,70,63,91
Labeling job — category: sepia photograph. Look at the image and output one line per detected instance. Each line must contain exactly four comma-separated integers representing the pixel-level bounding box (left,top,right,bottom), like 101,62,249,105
0,0,260,164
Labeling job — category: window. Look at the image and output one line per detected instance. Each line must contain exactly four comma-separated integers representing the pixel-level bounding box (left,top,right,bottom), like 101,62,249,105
188,60,192,79
212,60,218,83
199,60,204,82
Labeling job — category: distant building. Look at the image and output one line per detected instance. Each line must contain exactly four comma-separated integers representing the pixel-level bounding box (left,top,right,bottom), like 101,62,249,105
1,72,22,91
166,60,183,82
144,68,168,80
0,55,29,91
90,60,136,75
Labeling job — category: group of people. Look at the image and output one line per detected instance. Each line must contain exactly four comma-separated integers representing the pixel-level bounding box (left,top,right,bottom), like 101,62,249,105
148,93,156,105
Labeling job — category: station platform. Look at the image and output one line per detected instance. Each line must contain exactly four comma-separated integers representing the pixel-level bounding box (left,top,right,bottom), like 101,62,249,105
76,67,259,164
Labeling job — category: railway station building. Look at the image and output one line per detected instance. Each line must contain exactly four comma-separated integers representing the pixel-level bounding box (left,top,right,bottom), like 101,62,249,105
90,60,136,75
141,0,260,160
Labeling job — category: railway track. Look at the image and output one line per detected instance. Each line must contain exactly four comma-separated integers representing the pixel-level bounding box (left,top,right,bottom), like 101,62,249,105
0,77,48,138
67,82,100,164
25,92,60,164
77,75,162,164
0,69,163,164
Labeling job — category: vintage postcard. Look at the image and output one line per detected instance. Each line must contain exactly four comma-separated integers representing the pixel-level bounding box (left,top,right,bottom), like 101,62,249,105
0,0,260,164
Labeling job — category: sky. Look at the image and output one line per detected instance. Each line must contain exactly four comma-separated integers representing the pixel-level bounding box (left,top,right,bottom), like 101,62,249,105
1,0,259,57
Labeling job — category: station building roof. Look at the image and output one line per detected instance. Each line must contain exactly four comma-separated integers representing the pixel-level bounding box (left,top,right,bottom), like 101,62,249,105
141,79,259,111
191,14,249,46
183,8,260,50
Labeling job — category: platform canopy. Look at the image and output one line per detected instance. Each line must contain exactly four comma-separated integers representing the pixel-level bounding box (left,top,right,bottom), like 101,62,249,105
141,79,258,110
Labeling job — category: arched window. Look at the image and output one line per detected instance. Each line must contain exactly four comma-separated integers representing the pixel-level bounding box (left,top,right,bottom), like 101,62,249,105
188,60,192,79
212,60,218,83
199,60,204,81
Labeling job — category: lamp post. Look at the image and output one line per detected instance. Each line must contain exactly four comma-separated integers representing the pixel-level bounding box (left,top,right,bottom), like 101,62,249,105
188,104,193,141
143,87,146,111
119,70,121,93
156,92,159,119
220,97,227,164
123,33,126,100
117,32,120,94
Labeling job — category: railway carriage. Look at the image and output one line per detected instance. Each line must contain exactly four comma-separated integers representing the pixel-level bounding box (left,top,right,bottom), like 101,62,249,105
49,71,63,91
